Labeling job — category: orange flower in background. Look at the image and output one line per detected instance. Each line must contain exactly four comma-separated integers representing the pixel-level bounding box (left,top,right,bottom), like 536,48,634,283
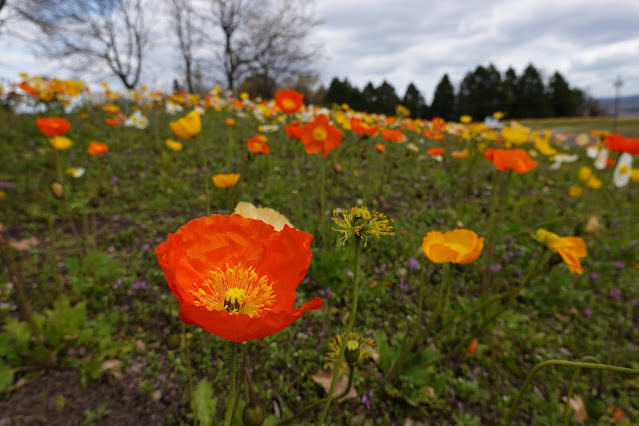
212,173,240,188
103,104,119,113
466,338,478,354
225,118,236,126
105,117,121,126
284,121,303,140
375,143,386,153
452,148,470,161
533,229,587,275
170,110,202,140
247,134,270,154
604,133,639,155
274,89,304,114
422,229,484,264
350,117,378,137
427,147,445,156
484,148,538,174
300,114,343,157
87,141,109,157
381,129,406,143
36,117,71,136
155,214,322,342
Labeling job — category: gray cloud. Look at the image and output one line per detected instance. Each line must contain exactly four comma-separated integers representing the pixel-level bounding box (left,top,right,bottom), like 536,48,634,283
1,0,637,100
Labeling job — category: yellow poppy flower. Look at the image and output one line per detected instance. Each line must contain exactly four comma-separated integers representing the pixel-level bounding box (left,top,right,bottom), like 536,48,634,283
165,139,183,151
533,229,587,275
212,173,240,188
170,110,202,140
422,229,484,264
49,136,73,151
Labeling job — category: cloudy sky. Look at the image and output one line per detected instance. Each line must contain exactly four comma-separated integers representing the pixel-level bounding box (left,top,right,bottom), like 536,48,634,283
1,0,638,102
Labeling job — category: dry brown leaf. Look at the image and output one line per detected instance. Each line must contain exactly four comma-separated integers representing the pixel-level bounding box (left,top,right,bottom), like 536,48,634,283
8,236,40,252
568,395,588,423
100,359,122,378
310,370,357,403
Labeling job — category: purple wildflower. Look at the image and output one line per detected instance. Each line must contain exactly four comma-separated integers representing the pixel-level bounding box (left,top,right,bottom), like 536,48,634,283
490,263,502,273
113,278,122,289
589,272,600,281
610,288,622,300
616,261,626,270
109,175,120,187
584,309,592,319
318,288,332,300
408,257,419,270
399,278,408,291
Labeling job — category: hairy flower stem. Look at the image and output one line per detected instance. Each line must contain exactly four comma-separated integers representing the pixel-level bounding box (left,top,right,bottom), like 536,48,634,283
481,170,510,295
224,341,239,426
318,238,361,423
504,359,639,425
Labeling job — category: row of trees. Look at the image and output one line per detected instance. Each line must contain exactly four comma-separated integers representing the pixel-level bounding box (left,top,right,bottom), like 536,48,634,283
322,64,599,119
1,0,317,94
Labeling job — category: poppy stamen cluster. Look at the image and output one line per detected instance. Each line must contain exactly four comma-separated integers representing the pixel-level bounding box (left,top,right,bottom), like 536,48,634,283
190,263,275,317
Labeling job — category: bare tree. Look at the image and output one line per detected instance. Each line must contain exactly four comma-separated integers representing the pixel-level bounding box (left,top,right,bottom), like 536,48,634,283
170,0,196,93
11,0,149,89
208,0,319,94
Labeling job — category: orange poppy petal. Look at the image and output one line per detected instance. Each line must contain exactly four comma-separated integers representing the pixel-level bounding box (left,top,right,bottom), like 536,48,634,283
179,297,322,342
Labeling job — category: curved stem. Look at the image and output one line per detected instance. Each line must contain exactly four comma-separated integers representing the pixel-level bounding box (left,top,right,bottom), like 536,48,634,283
561,356,601,426
504,359,639,425
318,238,361,423
223,341,238,426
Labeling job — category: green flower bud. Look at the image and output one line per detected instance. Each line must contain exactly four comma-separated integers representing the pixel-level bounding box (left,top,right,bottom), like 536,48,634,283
344,340,360,366
243,403,265,426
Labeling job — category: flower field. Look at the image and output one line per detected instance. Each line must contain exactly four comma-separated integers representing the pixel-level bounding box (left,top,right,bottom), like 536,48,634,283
1,77,639,425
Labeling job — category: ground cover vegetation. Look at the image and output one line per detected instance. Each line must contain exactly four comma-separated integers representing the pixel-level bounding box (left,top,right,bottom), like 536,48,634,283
0,76,638,425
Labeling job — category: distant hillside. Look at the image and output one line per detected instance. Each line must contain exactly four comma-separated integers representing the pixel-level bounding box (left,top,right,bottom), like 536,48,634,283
597,94,639,116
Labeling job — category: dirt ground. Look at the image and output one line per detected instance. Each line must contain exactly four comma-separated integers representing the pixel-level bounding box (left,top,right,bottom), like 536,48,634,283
0,367,179,425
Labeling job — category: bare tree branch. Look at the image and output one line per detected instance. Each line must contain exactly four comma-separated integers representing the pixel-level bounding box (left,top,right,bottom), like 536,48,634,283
10,0,149,89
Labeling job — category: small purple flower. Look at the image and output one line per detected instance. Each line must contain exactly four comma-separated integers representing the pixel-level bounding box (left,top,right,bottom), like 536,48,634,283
131,280,148,291
490,263,502,273
361,389,374,410
589,272,600,281
629,240,637,248
0,181,15,189
318,288,332,300
142,243,150,252
408,257,419,270
610,288,622,300
584,309,592,319
113,278,122,289
109,175,120,187
399,278,408,291
302,276,311,285
632,298,638,307
616,261,626,270
514,268,523,278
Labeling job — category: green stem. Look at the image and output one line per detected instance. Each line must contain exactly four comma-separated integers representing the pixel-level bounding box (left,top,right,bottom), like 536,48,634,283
561,357,601,426
181,323,194,403
195,136,210,215
481,170,510,295
224,341,238,426
318,238,361,423
504,359,639,425
432,262,451,327
274,366,355,425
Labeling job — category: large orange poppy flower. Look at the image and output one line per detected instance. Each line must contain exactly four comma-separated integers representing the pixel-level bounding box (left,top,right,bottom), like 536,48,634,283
484,148,538,174
155,214,322,342
350,117,378,137
300,115,343,157
274,89,304,114
36,117,71,137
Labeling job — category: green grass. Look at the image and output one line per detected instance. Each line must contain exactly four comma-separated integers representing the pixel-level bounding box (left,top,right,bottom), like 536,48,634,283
1,101,638,425
519,116,639,138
